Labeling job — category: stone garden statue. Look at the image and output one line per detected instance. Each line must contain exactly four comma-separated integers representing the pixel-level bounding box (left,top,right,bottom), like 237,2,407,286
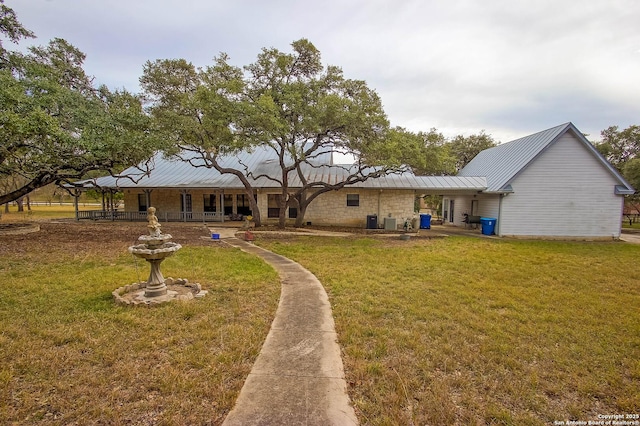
147,207,162,237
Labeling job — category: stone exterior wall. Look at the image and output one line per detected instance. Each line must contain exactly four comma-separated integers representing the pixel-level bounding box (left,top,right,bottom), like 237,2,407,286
124,188,417,228
303,189,415,228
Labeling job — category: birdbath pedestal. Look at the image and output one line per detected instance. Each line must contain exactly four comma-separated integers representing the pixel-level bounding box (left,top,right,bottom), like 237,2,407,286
129,234,182,298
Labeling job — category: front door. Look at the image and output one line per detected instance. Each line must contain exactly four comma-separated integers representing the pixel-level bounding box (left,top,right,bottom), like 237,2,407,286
443,198,449,222
180,193,192,220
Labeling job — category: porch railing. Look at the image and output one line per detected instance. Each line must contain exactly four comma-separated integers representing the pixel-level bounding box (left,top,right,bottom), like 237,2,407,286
76,210,226,222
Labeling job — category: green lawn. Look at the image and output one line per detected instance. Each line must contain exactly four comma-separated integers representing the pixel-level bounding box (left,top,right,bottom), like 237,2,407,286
622,221,640,230
0,240,280,424
259,236,640,425
1,204,101,220
3,223,639,425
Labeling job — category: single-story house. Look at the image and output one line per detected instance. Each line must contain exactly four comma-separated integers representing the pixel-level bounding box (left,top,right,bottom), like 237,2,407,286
76,147,486,228
440,122,634,239
76,122,633,238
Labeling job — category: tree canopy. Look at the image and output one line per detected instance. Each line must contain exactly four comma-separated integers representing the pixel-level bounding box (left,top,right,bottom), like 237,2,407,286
141,39,425,227
595,125,640,169
594,125,640,211
406,130,497,176
0,2,161,205
0,0,34,53
447,132,497,172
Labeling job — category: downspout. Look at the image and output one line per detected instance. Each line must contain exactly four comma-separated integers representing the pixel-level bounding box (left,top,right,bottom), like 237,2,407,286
378,190,382,222
617,196,624,239
498,193,504,236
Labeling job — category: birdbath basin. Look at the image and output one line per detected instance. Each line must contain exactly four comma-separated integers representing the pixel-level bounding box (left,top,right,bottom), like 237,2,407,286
114,207,207,306
129,235,181,297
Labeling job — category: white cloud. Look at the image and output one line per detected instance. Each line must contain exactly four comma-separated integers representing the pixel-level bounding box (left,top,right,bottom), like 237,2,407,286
8,0,640,142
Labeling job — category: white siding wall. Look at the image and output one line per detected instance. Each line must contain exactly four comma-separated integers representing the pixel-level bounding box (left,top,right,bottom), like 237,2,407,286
477,195,500,220
451,196,470,226
499,134,623,238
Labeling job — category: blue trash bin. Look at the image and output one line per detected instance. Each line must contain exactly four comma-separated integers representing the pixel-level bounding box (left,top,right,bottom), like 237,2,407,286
420,214,431,229
480,217,497,235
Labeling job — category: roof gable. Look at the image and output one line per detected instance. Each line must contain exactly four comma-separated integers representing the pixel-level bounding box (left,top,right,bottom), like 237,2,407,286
459,122,634,194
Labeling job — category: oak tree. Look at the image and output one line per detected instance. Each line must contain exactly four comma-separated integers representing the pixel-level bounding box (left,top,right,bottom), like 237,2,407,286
0,2,160,205
141,39,424,228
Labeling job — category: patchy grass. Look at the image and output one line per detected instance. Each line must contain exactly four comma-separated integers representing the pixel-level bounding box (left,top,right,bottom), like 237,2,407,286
259,235,640,425
0,224,280,425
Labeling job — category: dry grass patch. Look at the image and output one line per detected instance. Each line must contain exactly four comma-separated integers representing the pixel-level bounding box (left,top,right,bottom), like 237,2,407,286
1,204,100,221
259,235,640,425
0,222,280,425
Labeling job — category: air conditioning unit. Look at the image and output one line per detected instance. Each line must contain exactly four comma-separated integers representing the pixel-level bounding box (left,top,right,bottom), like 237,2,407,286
384,217,396,231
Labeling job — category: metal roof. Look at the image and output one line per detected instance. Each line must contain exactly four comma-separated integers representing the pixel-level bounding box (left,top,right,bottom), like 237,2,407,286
79,146,487,192
459,122,635,194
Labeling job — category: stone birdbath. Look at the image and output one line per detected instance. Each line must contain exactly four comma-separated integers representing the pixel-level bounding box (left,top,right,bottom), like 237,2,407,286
128,207,181,298
114,207,207,305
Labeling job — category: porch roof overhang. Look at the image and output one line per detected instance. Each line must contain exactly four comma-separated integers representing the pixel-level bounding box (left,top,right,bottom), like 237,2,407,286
74,176,488,193
73,153,488,193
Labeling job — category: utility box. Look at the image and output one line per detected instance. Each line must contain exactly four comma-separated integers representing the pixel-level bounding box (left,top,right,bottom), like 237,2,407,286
366,215,378,229
384,217,397,230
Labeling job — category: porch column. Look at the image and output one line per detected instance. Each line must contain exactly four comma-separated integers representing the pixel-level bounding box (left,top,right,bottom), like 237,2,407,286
220,190,225,223
73,188,79,221
180,190,188,222
110,190,115,221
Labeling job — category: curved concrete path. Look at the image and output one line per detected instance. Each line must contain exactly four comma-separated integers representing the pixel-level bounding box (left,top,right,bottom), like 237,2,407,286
217,229,358,425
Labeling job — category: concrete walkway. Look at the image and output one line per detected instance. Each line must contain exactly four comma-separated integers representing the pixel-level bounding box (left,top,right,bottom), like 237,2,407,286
216,228,358,426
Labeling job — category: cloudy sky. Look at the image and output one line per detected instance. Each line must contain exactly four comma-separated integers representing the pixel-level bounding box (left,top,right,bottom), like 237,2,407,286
7,0,640,142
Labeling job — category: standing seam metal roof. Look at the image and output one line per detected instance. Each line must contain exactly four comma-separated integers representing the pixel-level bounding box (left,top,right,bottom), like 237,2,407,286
458,122,635,193
81,145,487,192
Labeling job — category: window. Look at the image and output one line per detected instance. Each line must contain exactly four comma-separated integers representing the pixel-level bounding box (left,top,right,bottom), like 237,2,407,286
236,194,253,216
346,194,359,207
289,207,298,218
268,194,282,218
137,194,147,212
180,193,192,212
224,194,233,215
204,194,216,212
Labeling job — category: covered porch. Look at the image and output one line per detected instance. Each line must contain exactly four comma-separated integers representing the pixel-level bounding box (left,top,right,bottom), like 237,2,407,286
73,187,255,223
